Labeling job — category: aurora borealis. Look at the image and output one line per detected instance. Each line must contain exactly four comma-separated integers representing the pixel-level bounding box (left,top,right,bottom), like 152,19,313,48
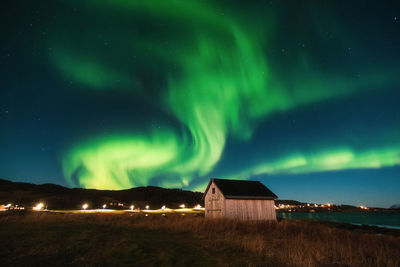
1,1,399,207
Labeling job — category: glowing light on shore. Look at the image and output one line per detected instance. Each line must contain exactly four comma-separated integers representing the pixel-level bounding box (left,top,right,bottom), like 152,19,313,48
33,203,44,211
82,203,88,210
179,204,185,209
102,204,106,209
145,205,149,210
193,204,204,210
31,206,206,214
1,204,11,211
130,205,134,210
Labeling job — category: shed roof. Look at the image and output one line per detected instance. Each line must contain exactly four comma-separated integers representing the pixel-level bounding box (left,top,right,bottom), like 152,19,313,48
203,178,278,200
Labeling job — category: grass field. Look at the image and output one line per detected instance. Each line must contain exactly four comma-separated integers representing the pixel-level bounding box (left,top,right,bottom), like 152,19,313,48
0,212,399,266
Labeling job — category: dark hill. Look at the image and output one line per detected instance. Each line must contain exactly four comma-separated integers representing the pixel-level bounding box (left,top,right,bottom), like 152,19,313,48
275,199,304,206
0,179,203,210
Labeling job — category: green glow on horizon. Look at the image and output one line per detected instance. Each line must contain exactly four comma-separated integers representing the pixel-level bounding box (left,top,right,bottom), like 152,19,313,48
57,0,400,190
231,147,400,179
63,132,180,189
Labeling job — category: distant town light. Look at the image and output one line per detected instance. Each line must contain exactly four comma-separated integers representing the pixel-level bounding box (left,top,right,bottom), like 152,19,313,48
161,205,166,210
33,202,44,211
82,203,88,210
194,204,202,209
145,205,149,210
130,205,134,210
102,204,106,209
179,204,185,208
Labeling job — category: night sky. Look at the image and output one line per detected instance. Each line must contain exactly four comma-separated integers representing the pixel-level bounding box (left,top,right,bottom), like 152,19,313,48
1,1,399,207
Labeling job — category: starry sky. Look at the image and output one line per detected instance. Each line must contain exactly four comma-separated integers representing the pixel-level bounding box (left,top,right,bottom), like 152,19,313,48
1,0,399,207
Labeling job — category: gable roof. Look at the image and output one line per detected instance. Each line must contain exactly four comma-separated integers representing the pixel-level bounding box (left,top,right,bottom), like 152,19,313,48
203,178,278,200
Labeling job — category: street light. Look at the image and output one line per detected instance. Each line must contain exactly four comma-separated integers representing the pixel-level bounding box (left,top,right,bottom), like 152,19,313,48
33,203,44,211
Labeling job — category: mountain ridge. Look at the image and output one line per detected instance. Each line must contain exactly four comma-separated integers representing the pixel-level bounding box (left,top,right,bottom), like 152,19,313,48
0,178,203,209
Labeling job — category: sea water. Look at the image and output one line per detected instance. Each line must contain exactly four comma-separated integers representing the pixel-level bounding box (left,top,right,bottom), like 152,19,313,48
277,212,400,229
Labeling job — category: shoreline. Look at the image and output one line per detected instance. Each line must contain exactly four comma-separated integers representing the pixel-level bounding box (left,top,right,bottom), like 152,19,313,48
281,218,400,236
278,211,400,232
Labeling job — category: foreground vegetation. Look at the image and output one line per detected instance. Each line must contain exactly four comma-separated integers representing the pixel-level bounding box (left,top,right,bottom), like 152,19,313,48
0,212,399,266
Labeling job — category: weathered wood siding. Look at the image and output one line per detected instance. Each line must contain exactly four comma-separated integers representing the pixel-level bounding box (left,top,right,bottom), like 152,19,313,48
204,181,225,218
205,181,276,221
225,199,276,221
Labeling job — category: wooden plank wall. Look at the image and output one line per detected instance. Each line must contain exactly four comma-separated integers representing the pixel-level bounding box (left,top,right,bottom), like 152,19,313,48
205,181,276,221
225,199,276,221
204,181,225,218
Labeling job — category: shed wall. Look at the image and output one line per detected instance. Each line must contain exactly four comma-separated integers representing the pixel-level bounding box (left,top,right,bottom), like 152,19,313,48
204,181,225,218
224,199,276,221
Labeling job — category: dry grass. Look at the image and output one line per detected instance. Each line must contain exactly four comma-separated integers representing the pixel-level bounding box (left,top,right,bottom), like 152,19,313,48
117,214,400,267
1,212,399,266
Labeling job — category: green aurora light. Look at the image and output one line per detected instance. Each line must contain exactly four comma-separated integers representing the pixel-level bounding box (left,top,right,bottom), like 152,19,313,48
230,146,400,180
54,0,400,190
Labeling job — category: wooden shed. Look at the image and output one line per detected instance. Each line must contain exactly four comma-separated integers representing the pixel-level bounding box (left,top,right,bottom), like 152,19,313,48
203,178,278,221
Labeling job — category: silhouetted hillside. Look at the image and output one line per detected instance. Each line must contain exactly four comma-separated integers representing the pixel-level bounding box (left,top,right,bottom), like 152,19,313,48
275,200,304,206
0,179,203,209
